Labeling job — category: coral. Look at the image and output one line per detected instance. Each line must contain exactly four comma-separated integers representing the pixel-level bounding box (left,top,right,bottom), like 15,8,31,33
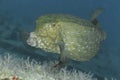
0,53,97,80
0,52,117,80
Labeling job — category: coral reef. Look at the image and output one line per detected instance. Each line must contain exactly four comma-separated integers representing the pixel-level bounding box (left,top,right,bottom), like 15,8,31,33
0,53,98,80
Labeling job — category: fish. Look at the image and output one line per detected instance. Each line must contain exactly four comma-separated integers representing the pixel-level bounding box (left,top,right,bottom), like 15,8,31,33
26,8,106,66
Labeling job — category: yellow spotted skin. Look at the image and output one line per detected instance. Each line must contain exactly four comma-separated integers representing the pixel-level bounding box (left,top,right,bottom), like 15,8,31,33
31,14,106,61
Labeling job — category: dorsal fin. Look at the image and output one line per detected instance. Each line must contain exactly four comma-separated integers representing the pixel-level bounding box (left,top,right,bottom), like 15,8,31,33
90,8,104,25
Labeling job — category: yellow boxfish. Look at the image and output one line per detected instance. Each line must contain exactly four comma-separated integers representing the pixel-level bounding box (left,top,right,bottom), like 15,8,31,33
26,8,106,67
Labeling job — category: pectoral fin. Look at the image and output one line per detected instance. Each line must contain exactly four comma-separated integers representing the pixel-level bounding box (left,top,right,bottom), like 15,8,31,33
53,31,68,68
54,41,68,68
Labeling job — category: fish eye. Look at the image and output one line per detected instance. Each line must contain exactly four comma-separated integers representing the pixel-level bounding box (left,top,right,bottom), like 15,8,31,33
51,23,56,27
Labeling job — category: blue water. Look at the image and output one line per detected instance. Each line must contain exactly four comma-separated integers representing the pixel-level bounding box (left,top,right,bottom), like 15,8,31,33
0,0,120,79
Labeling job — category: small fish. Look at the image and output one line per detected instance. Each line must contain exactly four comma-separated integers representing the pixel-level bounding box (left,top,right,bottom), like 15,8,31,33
27,8,106,67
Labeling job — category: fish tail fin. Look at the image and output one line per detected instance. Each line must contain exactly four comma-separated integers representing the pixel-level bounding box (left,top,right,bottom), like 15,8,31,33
90,8,104,25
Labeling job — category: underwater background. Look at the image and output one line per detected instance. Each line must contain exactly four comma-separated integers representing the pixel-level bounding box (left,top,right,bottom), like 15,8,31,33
0,0,120,80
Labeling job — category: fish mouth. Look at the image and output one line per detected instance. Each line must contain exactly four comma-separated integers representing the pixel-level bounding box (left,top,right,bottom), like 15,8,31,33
26,32,46,49
26,32,38,47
